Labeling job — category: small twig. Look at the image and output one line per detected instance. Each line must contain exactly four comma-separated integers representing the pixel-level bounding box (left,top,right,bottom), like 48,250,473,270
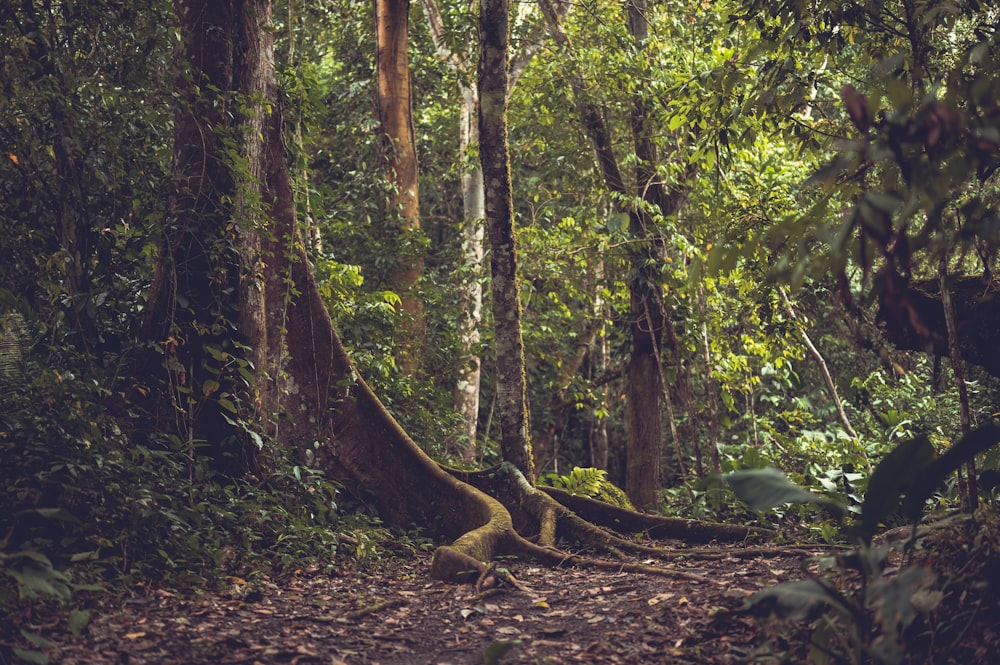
342,597,406,622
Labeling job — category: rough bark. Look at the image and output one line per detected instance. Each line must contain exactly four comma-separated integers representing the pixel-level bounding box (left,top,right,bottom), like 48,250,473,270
419,0,484,460
375,0,425,373
147,0,772,587
142,0,253,475
478,0,534,479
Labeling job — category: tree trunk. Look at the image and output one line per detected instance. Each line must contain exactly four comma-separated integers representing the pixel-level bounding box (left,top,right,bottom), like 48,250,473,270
418,0,484,459
939,255,977,512
420,0,561,459
624,0,666,508
478,0,534,479
697,287,722,474
148,0,769,587
454,82,486,461
375,0,425,373
142,0,254,476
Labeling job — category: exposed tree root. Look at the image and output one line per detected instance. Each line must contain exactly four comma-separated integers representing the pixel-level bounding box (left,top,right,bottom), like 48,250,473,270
280,248,776,587
538,486,776,542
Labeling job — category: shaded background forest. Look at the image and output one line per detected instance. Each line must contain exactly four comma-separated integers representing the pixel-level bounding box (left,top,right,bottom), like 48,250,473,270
3,0,1000,648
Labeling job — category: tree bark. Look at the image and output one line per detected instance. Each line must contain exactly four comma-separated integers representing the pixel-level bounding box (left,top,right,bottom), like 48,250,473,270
478,0,534,479
142,0,254,476
147,0,768,587
419,0,485,460
375,0,425,373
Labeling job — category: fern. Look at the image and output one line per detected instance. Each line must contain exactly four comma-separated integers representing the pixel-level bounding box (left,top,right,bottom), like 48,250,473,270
538,467,635,510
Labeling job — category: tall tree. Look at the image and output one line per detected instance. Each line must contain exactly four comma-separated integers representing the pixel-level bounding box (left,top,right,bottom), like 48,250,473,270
419,0,565,460
419,0,486,460
375,0,425,372
141,0,253,474
138,0,761,589
479,0,534,478
539,0,694,508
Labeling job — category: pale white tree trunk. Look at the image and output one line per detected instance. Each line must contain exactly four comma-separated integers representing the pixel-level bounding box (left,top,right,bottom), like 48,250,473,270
454,81,486,459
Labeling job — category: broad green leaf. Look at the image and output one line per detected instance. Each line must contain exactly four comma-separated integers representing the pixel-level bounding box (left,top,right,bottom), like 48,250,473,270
858,436,935,544
724,468,844,517
68,609,92,636
903,425,1000,521
743,579,848,621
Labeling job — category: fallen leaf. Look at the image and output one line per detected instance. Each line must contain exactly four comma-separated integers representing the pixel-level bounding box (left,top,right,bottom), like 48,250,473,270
124,631,147,640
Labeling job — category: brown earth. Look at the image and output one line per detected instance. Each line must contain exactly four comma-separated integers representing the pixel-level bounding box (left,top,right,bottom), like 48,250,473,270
5,541,812,665
8,517,1000,665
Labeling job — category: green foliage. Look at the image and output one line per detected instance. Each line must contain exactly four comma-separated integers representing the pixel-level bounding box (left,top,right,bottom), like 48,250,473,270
0,357,386,608
730,426,1000,662
724,467,846,519
744,545,942,665
538,467,635,510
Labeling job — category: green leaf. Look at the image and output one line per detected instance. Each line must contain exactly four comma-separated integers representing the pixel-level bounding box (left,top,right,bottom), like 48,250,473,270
68,609,91,636
903,425,1000,522
483,640,519,665
724,468,845,517
858,436,936,544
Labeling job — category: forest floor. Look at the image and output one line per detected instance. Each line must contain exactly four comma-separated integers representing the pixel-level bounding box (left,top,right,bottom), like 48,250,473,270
5,540,818,665
7,521,1000,665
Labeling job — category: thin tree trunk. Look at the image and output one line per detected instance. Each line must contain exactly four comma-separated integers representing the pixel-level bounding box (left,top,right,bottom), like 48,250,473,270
590,255,610,471
418,0,484,458
453,83,486,460
479,0,533,478
778,288,858,440
375,0,424,373
420,0,560,458
698,287,722,474
939,254,977,511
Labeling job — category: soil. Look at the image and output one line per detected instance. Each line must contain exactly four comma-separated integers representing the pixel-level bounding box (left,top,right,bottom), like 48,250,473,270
4,541,812,665
8,518,999,665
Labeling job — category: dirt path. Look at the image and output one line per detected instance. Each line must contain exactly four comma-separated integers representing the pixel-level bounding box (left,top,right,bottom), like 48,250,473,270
4,542,821,664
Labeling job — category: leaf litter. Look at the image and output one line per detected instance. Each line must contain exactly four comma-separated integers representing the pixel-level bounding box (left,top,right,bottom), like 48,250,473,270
2,540,817,664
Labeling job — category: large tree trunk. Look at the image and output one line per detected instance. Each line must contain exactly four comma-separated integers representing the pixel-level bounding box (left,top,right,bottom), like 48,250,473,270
142,0,254,476
149,0,769,588
375,0,425,373
478,0,534,479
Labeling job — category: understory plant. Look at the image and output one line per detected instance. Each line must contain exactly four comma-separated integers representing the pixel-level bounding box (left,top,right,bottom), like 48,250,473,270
726,424,1000,664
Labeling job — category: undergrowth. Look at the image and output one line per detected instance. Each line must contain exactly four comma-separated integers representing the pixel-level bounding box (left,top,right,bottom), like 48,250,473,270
0,363,392,624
